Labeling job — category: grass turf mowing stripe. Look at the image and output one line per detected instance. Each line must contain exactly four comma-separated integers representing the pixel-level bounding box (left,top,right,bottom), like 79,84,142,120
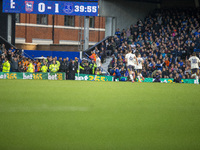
0,80,200,150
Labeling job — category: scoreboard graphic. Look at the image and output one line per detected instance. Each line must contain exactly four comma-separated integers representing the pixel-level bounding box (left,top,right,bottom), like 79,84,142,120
3,0,99,16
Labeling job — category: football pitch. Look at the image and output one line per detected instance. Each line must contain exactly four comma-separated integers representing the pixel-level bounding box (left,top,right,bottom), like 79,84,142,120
0,80,200,150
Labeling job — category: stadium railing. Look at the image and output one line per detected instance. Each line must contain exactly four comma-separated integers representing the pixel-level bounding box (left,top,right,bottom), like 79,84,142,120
0,36,16,50
82,36,113,75
83,36,113,56
0,36,35,60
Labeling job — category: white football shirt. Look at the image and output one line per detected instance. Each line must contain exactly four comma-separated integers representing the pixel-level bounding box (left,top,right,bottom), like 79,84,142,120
136,57,143,69
125,53,136,66
189,56,200,69
96,57,101,67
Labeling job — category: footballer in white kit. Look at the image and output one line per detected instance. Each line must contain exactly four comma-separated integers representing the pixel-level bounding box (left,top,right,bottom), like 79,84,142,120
96,55,102,69
189,52,200,84
125,49,138,82
135,54,144,82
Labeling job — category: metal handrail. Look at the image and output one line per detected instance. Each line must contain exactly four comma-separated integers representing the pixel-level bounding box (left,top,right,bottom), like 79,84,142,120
84,36,113,55
0,36,36,60
83,36,113,76
83,52,110,76
0,36,16,49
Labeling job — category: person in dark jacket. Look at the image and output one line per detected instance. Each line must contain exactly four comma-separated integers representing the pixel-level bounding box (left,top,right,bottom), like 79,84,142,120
106,42,113,56
174,73,181,83
153,71,161,82
11,56,22,72
177,48,182,59
0,57,3,72
65,57,70,79
18,63,25,72
59,58,67,72
69,60,78,80
47,56,53,67
84,62,90,74
162,67,168,78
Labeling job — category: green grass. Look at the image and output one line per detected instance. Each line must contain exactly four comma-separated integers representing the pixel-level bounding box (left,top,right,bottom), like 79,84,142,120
0,80,200,150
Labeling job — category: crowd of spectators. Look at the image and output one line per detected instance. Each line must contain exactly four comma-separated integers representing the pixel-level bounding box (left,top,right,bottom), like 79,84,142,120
0,44,100,80
0,44,23,72
93,8,200,80
1,8,200,81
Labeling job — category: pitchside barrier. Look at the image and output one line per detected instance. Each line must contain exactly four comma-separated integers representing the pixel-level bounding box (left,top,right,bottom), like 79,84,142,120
75,74,114,81
0,72,196,83
0,72,66,80
75,73,197,84
143,78,197,84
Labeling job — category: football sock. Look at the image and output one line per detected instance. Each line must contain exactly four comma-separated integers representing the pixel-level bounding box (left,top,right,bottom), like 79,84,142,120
137,76,141,82
133,73,135,79
196,76,199,84
130,74,133,81
192,73,196,78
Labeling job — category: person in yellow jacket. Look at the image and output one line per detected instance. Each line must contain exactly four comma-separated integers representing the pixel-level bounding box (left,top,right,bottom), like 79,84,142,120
27,59,34,73
41,62,48,73
49,60,59,73
77,65,84,73
56,57,60,68
2,58,10,72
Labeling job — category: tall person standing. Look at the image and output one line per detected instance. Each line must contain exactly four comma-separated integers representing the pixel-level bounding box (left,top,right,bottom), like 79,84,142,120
135,54,144,82
188,52,200,84
96,55,101,70
125,49,138,83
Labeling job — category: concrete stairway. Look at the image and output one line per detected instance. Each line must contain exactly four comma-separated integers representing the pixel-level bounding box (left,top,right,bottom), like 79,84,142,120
101,57,113,75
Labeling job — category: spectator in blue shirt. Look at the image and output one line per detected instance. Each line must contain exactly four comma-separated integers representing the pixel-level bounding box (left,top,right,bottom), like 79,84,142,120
112,67,121,81
161,50,166,58
120,66,126,77
9,46,15,53
178,59,183,67
115,28,121,39
156,60,163,71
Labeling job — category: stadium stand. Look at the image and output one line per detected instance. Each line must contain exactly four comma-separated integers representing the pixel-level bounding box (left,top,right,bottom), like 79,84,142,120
0,37,100,80
1,8,200,81
87,8,200,80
